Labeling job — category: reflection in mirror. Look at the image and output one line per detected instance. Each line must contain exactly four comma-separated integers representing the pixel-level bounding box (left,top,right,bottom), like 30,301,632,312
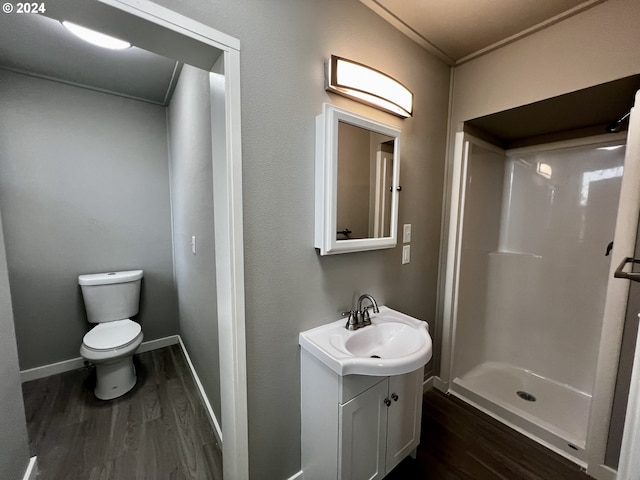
336,121,395,240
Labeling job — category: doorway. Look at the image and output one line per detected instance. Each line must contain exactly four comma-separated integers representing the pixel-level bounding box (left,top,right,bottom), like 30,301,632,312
0,1,248,478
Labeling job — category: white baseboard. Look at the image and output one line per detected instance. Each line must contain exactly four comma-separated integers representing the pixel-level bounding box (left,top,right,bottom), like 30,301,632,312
285,470,303,480
136,335,180,354
21,357,86,383
20,335,180,383
22,456,37,480
423,375,435,392
433,376,449,393
588,464,616,480
177,336,224,447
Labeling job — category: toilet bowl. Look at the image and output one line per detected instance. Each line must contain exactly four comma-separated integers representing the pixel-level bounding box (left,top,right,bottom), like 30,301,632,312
78,269,144,400
80,319,144,400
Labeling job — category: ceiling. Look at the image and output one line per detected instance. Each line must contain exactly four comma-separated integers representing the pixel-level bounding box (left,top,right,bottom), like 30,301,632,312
360,0,606,65
0,1,608,101
0,11,180,105
0,0,625,123
359,0,640,145
466,74,640,148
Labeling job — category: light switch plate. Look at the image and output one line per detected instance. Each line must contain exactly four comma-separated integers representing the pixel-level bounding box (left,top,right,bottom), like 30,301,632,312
403,224,411,243
402,245,410,264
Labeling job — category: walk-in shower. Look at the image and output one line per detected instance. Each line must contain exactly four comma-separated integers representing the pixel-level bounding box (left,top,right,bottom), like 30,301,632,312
441,134,627,463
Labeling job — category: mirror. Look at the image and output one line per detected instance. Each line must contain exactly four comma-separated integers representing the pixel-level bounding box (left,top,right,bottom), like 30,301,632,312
315,103,401,255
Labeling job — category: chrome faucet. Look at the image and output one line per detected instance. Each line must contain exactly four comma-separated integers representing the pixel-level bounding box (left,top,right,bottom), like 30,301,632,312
357,294,379,327
343,294,379,330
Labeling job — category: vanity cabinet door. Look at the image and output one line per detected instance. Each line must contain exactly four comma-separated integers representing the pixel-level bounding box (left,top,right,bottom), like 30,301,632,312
338,380,389,480
385,369,423,473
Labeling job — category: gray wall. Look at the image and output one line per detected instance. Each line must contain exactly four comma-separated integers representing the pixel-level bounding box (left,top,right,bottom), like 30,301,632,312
167,65,221,421
151,1,451,478
0,70,179,369
0,209,31,480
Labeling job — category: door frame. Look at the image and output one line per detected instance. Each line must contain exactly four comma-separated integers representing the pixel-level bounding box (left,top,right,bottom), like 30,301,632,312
599,91,640,480
100,1,249,478
435,132,504,390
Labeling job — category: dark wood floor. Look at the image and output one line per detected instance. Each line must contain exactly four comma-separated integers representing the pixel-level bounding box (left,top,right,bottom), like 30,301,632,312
22,345,222,480
386,389,593,480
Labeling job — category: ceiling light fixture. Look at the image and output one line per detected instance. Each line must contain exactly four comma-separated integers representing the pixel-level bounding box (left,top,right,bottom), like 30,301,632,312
62,21,131,50
325,55,413,118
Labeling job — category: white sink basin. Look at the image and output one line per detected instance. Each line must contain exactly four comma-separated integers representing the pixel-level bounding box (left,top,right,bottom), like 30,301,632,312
299,306,432,376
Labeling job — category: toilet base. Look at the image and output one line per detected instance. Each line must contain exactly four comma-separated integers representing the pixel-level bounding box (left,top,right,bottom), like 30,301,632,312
94,356,137,400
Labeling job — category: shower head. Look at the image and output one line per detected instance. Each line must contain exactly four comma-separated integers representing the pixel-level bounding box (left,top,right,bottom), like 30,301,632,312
606,111,631,133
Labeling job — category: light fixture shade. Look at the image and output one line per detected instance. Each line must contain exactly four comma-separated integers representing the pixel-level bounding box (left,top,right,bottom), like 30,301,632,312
62,21,131,50
325,55,413,118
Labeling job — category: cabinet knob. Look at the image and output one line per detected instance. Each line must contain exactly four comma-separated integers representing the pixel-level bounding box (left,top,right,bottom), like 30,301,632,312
391,393,399,402
384,398,391,407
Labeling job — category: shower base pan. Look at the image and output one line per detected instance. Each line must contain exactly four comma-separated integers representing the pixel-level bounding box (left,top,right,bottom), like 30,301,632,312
450,361,591,465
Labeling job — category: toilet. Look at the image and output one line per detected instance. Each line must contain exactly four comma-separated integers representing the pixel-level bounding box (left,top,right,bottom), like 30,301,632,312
78,269,144,400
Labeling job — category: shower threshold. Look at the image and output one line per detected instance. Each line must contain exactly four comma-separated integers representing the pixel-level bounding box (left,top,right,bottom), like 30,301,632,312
450,361,591,465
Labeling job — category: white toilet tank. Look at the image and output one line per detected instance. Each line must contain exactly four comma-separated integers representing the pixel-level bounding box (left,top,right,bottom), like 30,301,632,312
78,270,143,323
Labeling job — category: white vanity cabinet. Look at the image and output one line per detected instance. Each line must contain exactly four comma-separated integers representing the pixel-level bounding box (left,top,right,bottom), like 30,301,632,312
301,349,423,480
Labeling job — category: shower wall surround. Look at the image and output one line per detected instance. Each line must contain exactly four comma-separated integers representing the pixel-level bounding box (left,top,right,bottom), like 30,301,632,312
490,146,623,391
451,139,626,459
443,2,640,475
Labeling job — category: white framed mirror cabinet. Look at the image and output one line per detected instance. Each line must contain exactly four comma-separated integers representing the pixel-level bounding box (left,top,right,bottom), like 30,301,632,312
315,103,401,255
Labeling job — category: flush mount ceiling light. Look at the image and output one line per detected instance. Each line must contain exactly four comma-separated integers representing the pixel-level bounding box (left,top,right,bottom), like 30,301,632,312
62,21,131,50
325,55,413,118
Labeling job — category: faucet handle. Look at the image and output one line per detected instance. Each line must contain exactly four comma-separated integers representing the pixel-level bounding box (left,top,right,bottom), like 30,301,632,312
362,308,372,326
343,310,358,330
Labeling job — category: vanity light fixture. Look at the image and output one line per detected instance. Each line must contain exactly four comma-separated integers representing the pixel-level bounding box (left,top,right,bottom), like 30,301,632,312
62,21,131,50
325,55,413,118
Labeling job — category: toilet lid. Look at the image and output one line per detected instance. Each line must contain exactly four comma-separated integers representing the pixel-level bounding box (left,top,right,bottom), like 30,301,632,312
83,319,141,350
